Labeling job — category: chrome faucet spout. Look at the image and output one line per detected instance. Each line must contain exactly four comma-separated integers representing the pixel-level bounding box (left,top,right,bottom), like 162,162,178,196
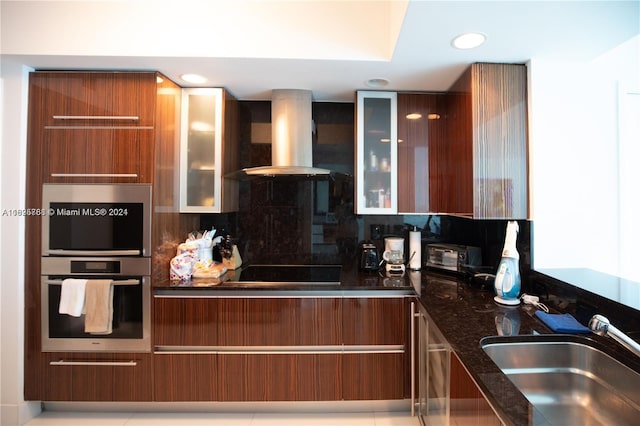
589,314,640,358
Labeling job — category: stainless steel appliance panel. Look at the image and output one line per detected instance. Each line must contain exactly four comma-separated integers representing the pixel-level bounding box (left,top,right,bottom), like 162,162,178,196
41,274,150,352
42,183,152,257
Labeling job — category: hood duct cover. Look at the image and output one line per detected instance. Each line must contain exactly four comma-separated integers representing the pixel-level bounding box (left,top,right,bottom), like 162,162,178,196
242,89,331,176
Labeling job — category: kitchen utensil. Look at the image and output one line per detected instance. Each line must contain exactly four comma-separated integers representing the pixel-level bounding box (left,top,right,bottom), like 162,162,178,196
359,241,379,272
406,251,416,267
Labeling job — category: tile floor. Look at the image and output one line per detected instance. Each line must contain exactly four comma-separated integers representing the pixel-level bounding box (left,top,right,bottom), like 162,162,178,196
25,411,421,426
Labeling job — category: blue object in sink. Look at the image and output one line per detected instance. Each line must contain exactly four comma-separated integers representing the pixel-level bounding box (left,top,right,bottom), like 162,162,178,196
535,311,591,334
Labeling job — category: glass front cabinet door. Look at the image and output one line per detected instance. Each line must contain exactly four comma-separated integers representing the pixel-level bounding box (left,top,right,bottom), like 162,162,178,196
180,88,238,213
356,91,398,214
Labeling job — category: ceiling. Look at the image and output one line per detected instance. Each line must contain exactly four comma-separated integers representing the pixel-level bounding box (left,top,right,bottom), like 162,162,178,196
1,0,638,101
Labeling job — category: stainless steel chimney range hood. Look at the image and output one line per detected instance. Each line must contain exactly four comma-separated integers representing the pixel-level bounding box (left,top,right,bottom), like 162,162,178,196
240,89,332,177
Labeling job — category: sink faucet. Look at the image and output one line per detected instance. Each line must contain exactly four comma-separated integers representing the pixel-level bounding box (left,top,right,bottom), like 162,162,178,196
589,314,640,358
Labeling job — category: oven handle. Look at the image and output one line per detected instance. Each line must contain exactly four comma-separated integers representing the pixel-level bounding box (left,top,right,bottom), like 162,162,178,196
45,279,139,286
46,249,141,256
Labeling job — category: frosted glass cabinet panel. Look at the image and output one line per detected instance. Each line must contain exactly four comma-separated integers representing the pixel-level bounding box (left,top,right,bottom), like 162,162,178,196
356,91,398,214
180,88,239,213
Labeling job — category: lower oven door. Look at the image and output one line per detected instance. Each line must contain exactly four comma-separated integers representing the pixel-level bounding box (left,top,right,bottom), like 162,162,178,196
41,275,150,352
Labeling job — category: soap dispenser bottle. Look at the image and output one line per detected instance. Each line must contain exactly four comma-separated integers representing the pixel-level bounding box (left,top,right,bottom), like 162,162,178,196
494,221,521,305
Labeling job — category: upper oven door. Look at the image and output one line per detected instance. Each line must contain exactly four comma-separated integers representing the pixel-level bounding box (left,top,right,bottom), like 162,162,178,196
42,183,152,257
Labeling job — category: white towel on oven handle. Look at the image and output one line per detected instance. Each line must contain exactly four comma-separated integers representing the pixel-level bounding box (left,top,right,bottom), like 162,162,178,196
58,278,87,317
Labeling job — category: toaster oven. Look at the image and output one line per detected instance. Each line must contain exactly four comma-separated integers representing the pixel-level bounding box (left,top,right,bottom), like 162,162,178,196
426,243,482,273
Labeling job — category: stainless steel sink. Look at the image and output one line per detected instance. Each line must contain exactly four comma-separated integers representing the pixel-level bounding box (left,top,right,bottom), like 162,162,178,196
481,335,640,426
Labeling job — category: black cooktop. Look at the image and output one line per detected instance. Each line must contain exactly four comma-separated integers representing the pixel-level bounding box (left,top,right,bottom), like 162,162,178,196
235,265,341,284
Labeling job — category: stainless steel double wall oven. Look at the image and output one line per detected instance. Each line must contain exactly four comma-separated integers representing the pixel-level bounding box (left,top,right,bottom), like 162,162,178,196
41,183,152,352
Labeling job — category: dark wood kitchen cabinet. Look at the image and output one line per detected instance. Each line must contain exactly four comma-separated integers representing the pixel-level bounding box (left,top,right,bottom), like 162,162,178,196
450,352,502,425
153,296,219,401
43,127,154,183
433,63,529,219
152,293,410,402
397,92,445,213
41,352,152,401
216,297,342,401
356,91,446,214
152,295,344,402
153,354,217,401
217,353,342,401
342,296,408,400
27,71,162,184
24,71,187,402
154,296,219,347
217,297,342,346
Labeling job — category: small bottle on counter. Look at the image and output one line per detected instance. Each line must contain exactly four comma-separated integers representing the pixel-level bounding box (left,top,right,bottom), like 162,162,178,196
369,150,378,171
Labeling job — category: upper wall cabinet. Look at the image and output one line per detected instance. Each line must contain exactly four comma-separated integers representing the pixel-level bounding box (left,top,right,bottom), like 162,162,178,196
28,72,162,184
355,91,398,214
435,63,529,219
397,93,444,214
356,91,442,215
179,88,239,213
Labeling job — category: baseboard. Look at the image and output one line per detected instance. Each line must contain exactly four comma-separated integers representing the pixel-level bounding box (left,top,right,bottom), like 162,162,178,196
1,401,42,426
43,399,411,414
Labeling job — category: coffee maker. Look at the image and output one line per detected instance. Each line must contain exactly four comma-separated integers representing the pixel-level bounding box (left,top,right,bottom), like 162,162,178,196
383,237,405,274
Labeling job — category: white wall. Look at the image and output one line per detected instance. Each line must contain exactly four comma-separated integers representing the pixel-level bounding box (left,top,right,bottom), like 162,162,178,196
530,36,640,280
0,62,41,426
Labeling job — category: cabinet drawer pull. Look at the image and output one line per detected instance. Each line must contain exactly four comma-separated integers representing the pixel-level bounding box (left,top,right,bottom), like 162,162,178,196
50,173,138,178
49,360,137,367
52,115,140,121
154,345,405,355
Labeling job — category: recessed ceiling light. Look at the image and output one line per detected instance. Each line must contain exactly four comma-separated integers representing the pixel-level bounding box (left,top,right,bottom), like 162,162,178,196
427,113,441,120
366,78,389,88
406,113,422,120
451,32,486,49
180,73,207,84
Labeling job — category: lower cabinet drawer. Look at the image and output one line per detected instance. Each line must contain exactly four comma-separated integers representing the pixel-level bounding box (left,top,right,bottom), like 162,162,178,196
153,354,216,401
42,352,152,401
217,353,342,401
342,353,405,400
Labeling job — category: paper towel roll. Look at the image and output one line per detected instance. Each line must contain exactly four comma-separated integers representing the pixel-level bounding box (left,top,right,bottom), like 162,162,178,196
409,230,421,270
